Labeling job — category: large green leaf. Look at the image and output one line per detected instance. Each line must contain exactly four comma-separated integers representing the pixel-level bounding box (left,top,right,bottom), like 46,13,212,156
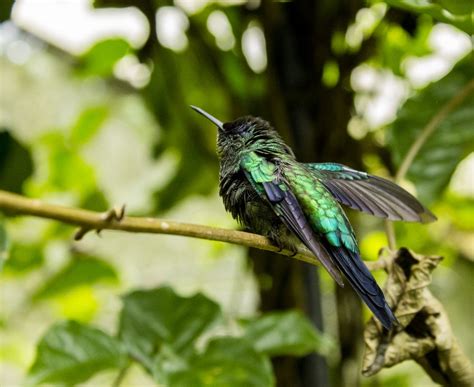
27,321,127,385
243,311,332,357
385,0,473,34
118,286,221,371
389,57,474,203
33,256,118,300
167,337,274,387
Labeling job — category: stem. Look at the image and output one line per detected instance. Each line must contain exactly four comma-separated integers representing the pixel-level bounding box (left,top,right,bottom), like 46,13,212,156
395,79,474,183
384,79,474,249
384,221,396,251
111,361,131,387
0,189,320,267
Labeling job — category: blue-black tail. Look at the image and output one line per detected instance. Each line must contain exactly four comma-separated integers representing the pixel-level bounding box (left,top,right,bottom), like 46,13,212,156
325,243,397,329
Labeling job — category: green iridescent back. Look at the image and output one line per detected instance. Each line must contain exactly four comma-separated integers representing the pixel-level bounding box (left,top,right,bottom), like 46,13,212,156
282,163,358,253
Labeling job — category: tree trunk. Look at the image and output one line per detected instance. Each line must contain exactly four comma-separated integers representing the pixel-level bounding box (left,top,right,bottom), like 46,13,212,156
256,0,367,385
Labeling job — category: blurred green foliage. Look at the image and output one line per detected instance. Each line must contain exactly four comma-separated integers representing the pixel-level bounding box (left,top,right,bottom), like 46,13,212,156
4,242,43,273
0,0,473,386
28,287,327,386
242,311,335,357
32,255,118,300
69,106,110,148
78,38,130,77
383,0,474,33
372,16,432,76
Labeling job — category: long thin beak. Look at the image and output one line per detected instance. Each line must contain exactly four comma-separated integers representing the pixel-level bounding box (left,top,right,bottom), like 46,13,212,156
190,105,224,130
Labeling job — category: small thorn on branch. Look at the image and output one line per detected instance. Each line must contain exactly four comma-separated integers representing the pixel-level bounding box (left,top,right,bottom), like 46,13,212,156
101,204,126,223
74,227,91,241
74,204,126,241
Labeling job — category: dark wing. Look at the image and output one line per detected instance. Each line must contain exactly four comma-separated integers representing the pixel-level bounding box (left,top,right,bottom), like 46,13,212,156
306,163,436,223
241,153,344,286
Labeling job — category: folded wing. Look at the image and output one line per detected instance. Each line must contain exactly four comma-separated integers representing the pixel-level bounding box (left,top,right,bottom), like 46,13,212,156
241,153,344,286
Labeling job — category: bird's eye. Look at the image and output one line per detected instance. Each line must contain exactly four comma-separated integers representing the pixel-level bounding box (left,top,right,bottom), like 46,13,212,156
223,122,246,134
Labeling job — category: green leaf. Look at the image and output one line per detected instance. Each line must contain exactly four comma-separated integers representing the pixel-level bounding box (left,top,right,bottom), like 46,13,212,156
27,321,127,385
33,256,118,300
119,286,221,371
0,219,8,272
167,337,274,387
389,57,474,203
243,310,332,357
78,38,130,77
385,0,473,34
69,106,109,147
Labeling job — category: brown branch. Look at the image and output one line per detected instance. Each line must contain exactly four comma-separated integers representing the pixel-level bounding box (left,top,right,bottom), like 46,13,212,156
0,190,389,270
0,189,324,266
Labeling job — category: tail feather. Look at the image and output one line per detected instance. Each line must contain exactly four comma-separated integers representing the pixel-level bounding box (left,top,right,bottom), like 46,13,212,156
325,243,397,329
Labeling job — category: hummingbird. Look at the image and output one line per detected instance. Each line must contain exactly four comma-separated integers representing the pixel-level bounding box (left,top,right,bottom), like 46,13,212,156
191,106,436,329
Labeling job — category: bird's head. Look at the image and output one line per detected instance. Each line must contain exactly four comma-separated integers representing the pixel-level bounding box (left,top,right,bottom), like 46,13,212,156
191,105,293,158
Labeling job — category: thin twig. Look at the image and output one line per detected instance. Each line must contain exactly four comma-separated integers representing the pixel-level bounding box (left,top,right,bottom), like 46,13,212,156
111,360,132,387
384,221,396,252
384,79,474,250
0,189,320,267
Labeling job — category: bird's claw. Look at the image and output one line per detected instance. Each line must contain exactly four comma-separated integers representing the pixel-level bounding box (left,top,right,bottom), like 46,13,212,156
272,242,298,257
289,249,298,257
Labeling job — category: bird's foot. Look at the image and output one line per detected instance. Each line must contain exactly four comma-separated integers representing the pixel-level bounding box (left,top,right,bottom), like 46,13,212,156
270,238,298,257
289,249,298,257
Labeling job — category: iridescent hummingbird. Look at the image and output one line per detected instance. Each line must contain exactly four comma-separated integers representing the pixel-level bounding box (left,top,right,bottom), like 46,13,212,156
191,106,436,329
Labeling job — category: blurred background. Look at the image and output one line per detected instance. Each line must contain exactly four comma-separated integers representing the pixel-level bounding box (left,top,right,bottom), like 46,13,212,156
0,0,472,386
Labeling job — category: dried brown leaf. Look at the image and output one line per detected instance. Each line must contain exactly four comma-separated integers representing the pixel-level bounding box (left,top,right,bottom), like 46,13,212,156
362,248,473,386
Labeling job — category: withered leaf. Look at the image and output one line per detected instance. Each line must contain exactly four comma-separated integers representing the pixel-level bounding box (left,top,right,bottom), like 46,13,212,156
363,248,473,386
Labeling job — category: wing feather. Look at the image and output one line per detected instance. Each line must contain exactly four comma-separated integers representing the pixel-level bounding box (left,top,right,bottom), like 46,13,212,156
307,163,436,223
242,156,397,329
